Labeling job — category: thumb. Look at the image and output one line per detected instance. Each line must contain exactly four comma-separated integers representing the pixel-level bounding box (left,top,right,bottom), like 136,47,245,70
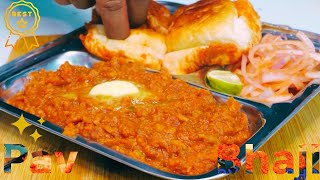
96,0,130,40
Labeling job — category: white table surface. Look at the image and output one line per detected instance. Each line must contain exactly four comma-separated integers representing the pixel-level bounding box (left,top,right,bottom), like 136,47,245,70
0,0,319,66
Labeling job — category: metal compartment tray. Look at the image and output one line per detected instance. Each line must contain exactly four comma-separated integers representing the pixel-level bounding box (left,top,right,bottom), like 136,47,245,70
0,50,266,179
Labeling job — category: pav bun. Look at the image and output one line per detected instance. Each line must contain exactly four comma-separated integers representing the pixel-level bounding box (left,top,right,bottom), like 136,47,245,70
81,0,262,75
147,0,171,34
80,24,166,70
163,0,261,74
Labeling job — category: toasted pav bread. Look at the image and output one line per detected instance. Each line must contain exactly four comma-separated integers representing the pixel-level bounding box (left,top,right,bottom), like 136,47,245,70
81,0,261,74
163,0,261,74
147,0,171,34
80,24,166,70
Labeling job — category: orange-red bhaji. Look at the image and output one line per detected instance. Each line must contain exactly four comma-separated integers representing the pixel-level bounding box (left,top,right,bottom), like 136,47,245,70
8,60,250,175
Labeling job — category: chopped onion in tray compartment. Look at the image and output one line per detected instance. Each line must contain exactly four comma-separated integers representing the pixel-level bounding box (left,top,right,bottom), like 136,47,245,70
233,32,320,104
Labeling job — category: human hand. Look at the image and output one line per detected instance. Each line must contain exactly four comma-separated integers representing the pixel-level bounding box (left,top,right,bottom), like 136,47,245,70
55,0,151,39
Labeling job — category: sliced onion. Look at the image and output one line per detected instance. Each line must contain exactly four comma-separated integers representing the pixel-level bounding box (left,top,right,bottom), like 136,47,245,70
275,50,304,56
262,72,290,83
312,78,320,84
306,71,320,79
258,88,274,99
296,31,315,52
241,55,265,90
272,57,290,70
266,95,293,103
240,85,254,97
276,41,309,51
236,31,320,104
248,44,272,68
309,53,320,62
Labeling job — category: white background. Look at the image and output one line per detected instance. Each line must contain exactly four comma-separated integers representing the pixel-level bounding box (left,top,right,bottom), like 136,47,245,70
0,0,320,66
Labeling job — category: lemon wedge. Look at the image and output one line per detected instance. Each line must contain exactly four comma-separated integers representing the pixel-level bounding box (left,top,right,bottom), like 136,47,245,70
206,70,243,95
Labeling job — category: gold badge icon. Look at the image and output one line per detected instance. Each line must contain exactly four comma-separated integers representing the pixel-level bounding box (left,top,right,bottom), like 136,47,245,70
4,0,40,50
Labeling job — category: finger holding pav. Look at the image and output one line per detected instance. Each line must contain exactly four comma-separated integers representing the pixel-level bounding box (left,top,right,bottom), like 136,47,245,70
126,0,151,28
96,0,130,40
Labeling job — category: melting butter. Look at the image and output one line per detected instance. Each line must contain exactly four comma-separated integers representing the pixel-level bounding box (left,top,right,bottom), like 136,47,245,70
89,80,139,97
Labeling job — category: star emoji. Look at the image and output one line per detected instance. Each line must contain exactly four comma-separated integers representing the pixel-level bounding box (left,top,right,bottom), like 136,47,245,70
17,18,28,29
30,129,42,142
12,114,32,135
38,118,46,125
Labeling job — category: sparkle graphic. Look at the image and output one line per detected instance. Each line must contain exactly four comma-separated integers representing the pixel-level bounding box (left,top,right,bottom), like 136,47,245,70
16,18,28,29
38,118,45,125
12,114,31,134
30,129,42,142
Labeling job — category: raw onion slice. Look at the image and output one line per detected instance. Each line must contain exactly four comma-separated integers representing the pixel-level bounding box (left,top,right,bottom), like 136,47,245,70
234,32,320,104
